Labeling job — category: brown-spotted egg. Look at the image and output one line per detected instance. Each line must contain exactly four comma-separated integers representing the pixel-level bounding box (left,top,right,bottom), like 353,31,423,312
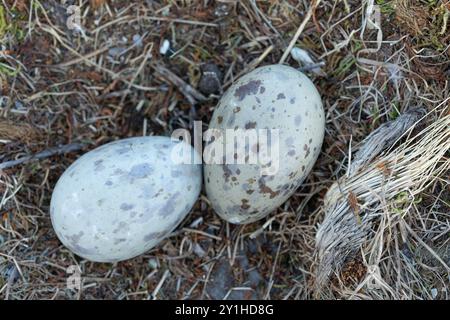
204,64,325,224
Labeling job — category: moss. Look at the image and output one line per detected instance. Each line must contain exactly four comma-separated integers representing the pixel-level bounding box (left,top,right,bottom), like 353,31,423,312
0,6,27,42
395,0,449,51
0,63,19,77
388,104,401,121
375,0,396,15
333,54,356,78
0,5,6,38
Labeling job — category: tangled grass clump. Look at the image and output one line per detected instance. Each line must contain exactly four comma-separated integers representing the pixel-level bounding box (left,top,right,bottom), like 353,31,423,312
315,105,450,299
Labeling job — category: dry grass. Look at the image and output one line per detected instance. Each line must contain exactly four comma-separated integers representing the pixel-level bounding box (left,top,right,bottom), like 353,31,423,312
315,107,450,298
0,0,449,300
0,120,40,143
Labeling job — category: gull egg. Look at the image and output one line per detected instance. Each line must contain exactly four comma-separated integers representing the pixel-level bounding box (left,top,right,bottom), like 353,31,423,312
50,136,201,262
204,64,325,224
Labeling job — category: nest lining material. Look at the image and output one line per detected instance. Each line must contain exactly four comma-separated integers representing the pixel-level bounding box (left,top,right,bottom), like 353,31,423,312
314,107,450,294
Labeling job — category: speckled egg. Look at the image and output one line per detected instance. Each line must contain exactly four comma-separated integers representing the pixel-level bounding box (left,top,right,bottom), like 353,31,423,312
50,136,202,262
204,64,325,224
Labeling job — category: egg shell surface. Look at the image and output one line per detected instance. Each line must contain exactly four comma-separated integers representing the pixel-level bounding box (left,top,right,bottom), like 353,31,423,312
50,136,201,262
204,64,325,224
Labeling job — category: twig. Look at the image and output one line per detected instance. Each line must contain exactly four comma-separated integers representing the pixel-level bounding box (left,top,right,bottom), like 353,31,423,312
151,269,170,300
119,43,154,106
223,45,274,88
0,143,85,170
279,1,321,64
52,46,111,68
182,228,222,241
298,61,326,72
152,63,208,105
143,16,218,27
